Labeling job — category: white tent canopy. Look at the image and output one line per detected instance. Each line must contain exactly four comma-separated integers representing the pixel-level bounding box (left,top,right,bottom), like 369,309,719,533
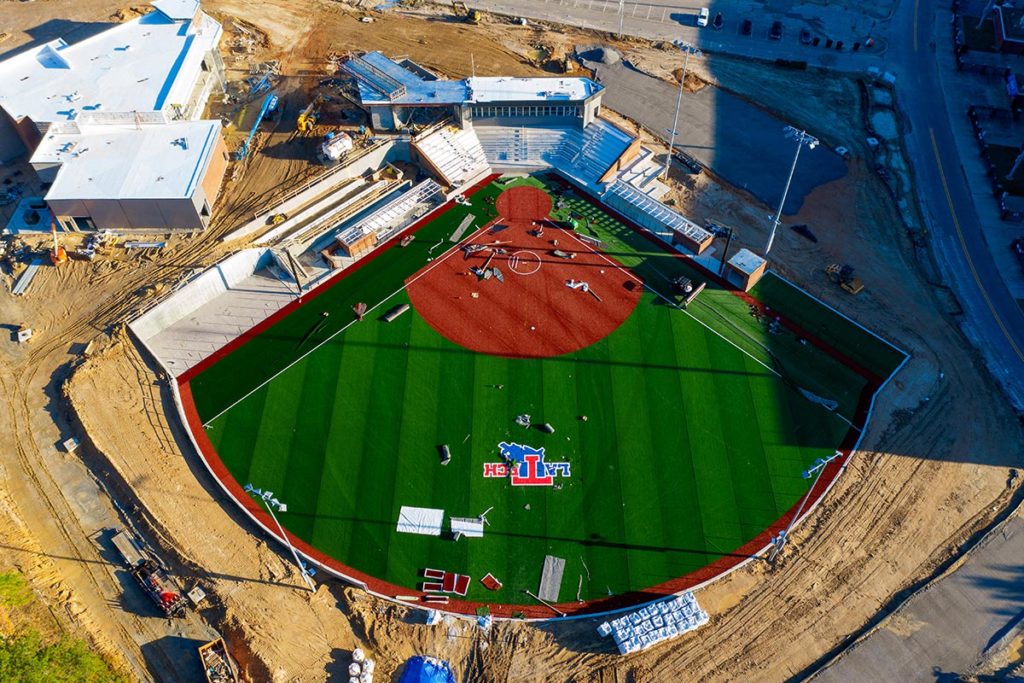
449,517,484,538
396,506,444,536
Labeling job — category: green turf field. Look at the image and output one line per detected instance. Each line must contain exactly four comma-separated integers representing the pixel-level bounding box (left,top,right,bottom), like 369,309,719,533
191,176,901,606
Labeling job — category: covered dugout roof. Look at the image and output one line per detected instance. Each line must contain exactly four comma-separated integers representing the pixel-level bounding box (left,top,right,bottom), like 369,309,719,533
0,2,221,124
345,51,600,106
36,119,221,201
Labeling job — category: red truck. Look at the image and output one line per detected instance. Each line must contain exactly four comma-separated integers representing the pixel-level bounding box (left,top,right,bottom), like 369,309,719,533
111,530,186,618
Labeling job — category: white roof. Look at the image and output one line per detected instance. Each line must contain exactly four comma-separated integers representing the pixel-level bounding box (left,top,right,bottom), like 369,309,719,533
151,0,201,20
0,4,221,124
728,247,767,275
467,76,599,103
36,120,221,200
396,506,444,536
449,517,484,538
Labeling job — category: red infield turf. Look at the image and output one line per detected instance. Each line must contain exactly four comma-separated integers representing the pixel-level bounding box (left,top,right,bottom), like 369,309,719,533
406,185,642,358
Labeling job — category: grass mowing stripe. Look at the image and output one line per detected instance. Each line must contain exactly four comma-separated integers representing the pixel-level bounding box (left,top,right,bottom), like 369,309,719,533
638,303,705,574
573,337,628,599
206,383,268,480
467,352,510,602
352,308,413,578
246,358,310,494
324,307,382,565
280,338,344,541
420,326,476,585
650,306,707,573
673,313,744,555
390,307,443,577
715,347,775,533
606,302,671,591
583,338,635,596
308,336,358,553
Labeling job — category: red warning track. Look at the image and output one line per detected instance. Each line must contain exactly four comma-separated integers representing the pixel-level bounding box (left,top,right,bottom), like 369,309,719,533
406,185,642,358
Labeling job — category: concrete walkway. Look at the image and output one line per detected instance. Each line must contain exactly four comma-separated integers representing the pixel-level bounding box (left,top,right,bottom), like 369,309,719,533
812,511,1024,681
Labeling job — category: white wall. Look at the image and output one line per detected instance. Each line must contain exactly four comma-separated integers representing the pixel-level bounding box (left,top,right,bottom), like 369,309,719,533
130,248,269,342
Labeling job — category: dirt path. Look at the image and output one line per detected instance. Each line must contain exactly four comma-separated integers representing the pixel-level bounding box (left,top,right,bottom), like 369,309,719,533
0,1,1020,681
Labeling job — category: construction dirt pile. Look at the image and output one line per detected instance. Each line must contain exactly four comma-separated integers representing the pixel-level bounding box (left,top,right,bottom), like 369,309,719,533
0,0,1020,681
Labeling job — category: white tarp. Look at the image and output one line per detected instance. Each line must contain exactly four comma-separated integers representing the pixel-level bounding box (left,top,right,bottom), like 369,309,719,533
396,506,444,536
449,517,484,538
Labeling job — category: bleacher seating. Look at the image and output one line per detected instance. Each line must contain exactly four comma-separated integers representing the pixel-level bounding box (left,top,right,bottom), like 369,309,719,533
473,118,634,188
603,180,713,254
413,126,490,187
555,119,635,187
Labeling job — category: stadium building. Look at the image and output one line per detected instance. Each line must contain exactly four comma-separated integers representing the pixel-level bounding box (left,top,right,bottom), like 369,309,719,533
0,0,228,231
341,52,713,255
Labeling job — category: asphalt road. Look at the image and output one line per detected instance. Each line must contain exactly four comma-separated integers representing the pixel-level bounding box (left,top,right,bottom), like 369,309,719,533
811,513,1024,681
891,0,1024,407
480,0,889,73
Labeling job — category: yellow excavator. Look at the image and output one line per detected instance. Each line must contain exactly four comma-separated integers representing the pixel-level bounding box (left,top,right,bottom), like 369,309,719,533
451,1,481,23
296,95,324,135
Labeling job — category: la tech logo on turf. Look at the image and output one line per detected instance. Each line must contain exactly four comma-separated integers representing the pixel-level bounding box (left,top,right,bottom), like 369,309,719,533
483,442,571,486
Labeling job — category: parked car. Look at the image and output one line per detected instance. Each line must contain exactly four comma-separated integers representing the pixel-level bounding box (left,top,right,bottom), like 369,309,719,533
712,12,724,29
769,21,783,40
799,28,812,45
740,19,752,36
697,7,709,27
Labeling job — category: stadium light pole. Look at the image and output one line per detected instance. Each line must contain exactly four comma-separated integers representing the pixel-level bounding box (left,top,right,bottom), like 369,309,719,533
662,41,701,181
763,126,818,257
244,484,317,592
767,450,843,564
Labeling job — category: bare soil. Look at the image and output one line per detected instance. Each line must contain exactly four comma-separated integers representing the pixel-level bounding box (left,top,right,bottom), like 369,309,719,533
0,1,1020,681
407,186,642,359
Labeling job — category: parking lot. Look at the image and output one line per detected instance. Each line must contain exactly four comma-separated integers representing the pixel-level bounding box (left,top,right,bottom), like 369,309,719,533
482,0,895,72
583,54,848,213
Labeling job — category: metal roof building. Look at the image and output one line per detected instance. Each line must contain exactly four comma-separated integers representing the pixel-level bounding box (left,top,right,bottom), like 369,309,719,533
343,52,605,131
0,0,228,230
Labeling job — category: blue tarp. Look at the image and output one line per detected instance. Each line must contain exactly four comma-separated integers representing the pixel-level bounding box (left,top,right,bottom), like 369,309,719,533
398,656,456,683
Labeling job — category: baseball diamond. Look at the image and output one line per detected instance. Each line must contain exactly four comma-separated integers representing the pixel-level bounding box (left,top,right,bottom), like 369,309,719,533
181,175,903,618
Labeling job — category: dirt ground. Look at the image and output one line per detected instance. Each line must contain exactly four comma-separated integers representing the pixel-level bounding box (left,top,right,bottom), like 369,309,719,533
408,185,642,359
0,1,1022,681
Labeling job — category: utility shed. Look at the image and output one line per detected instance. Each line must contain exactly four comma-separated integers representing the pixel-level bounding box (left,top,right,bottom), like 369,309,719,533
725,248,767,292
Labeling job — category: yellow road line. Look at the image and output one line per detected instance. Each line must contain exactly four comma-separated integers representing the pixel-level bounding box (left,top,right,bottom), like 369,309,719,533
929,128,1024,362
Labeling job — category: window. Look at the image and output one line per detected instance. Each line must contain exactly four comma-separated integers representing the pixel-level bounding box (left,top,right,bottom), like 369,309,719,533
201,201,211,218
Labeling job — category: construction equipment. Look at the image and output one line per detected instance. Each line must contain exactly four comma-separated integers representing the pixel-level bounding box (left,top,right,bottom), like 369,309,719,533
296,95,324,135
548,44,585,75
451,1,481,23
235,93,279,160
825,263,864,295
198,638,239,683
49,222,67,265
111,529,187,617
318,131,353,164
269,213,287,225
